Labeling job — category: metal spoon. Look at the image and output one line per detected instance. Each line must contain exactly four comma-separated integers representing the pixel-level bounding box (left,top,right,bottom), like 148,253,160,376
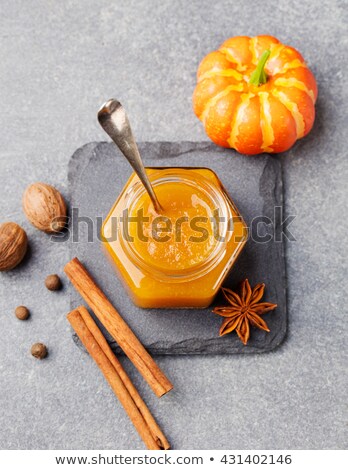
98,99,163,213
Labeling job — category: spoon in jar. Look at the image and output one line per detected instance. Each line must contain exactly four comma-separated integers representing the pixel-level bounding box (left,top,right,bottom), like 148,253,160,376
98,99,163,213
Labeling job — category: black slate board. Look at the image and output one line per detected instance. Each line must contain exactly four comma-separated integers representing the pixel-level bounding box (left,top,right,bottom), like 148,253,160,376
68,142,287,354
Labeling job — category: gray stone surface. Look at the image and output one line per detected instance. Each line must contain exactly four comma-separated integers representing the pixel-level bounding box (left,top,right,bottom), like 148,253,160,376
0,0,347,450
69,141,286,354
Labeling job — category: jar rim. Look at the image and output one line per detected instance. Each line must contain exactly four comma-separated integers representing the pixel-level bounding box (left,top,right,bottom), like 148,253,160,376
118,168,233,283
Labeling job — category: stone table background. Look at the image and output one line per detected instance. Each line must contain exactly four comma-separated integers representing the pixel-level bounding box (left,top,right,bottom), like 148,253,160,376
0,0,347,449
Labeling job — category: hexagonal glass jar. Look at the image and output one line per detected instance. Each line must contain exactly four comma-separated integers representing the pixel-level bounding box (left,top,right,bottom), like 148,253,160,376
101,167,248,308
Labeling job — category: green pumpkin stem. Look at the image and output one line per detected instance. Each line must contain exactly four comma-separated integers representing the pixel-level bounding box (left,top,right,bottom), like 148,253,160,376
249,50,271,86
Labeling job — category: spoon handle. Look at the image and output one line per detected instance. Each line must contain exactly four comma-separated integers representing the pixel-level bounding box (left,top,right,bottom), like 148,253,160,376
98,100,162,213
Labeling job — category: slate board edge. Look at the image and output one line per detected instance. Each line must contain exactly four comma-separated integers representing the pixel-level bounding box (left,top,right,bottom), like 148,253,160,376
68,141,288,355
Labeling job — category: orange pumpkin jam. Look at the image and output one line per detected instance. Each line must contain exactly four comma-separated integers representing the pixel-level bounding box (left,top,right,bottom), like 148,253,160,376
101,168,247,308
128,180,219,271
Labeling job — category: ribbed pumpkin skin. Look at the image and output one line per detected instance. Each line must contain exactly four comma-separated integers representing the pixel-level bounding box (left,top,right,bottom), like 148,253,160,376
193,35,318,155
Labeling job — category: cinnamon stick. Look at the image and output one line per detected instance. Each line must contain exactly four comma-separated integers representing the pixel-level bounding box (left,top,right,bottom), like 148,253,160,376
68,306,170,450
64,257,173,398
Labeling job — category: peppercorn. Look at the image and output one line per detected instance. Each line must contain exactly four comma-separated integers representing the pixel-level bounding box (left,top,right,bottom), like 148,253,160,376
15,305,30,321
31,343,48,359
45,274,62,291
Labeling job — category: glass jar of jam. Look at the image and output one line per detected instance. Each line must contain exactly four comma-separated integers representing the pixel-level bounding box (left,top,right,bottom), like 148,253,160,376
101,167,247,308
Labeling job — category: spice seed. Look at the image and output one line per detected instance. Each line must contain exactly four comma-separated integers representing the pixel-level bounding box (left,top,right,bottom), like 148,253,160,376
15,305,30,320
45,274,62,291
31,343,48,359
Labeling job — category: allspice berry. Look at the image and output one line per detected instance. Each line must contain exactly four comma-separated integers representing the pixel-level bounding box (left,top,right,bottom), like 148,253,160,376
31,343,48,359
15,305,30,321
45,274,62,291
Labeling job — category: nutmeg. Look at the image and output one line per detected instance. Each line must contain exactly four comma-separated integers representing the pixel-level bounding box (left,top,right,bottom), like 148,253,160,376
0,222,28,271
23,182,67,233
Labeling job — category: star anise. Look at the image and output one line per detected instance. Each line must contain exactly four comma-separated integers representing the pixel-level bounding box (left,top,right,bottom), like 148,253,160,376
213,279,277,345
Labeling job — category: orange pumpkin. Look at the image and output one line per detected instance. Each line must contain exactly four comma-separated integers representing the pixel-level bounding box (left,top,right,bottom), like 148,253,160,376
193,35,318,154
